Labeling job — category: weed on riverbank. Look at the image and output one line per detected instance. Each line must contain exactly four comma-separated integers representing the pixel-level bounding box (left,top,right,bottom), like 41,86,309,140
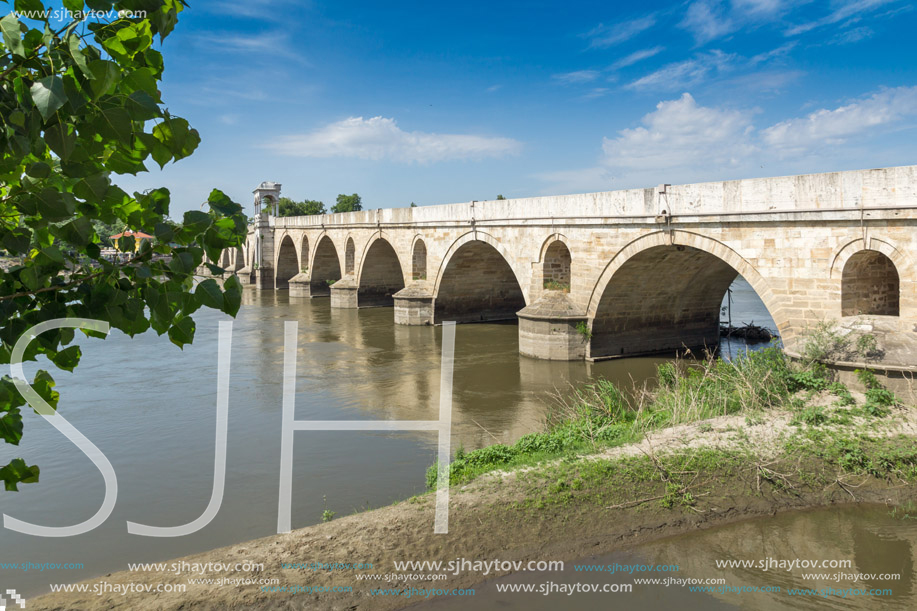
428,341,907,491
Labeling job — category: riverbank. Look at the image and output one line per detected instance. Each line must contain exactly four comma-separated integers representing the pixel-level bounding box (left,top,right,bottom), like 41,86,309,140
30,349,917,610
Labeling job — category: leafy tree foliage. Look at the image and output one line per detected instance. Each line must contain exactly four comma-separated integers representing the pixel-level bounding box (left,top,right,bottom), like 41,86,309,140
331,193,361,213
496,194,505,200
0,1,248,491
277,196,325,217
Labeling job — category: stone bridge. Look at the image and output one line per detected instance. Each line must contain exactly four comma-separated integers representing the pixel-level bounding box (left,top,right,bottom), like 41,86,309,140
217,166,917,367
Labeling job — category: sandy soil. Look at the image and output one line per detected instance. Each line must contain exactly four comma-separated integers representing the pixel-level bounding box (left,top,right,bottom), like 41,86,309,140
30,399,917,611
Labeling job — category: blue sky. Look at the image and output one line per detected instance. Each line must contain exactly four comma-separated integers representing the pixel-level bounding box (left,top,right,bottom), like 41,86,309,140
115,0,917,215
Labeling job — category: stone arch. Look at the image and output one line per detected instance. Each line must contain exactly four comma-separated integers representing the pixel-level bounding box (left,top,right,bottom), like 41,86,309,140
541,236,571,291
344,236,355,275
829,237,912,281
412,236,428,281
299,234,310,272
357,235,406,307
587,230,785,359
841,251,900,317
274,234,298,289
219,249,231,269
233,247,244,271
309,234,342,296
433,232,528,324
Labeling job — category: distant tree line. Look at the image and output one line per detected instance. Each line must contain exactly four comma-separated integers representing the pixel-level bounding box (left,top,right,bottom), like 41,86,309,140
276,194,363,217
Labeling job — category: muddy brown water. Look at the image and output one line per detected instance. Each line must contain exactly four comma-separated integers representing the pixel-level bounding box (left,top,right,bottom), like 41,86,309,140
3,278,780,597
419,504,917,610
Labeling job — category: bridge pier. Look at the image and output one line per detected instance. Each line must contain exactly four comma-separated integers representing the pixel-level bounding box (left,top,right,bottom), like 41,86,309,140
517,292,589,360
288,273,311,297
254,268,274,291
393,284,434,325
236,267,254,286
330,276,359,308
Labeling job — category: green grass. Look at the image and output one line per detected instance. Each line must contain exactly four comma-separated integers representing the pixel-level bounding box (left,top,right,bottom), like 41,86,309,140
427,343,909,492
429,346,802,488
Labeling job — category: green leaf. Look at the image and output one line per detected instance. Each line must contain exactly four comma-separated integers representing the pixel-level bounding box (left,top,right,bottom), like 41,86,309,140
1,228,31,254
125,90,161,121
0,15,24,57
153,221,173,242
31,370,59,413
36,189,76,221
0,407,24,446
153,117,199,160
30,76,67,121
14,0,46,15
44,122,77,160
26,161,51,178
50,346,82,372
195,278,223,310
0,459,40,491
99,107,134,146
19,265,44,291
168,250,194,274
35,245,65,265
67,32,92,78
181,210,211,233
63,0,84,14
206,189,242,216
167,316,195,348
88,59,120,99
123,67,158,96
53,216,94,246
222,274,242,316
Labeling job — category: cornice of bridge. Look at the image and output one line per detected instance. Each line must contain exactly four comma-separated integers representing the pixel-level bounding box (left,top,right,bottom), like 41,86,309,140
270,205,917,231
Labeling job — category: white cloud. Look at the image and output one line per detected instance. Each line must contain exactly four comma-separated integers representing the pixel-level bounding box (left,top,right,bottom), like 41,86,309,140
750,41,797,64
625,51,734,90
828,26,874,44
611,46,665,70
732,0,790,16
680,0,736,43
785,0,897,35
586,15,656,48
602,93,757,173
193,31,304,62
206,0,308,23
538,84,917,193
267,116,522,163
552,70,601,85
582,87,612,100
761,86,917,154
723,69,804,93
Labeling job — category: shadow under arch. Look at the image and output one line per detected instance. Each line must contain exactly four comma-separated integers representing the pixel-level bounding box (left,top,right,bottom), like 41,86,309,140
433,231,528,324
357,234,406,307
830,237,913,319
275,234,298,289
587,230,786,359
309,234,342,297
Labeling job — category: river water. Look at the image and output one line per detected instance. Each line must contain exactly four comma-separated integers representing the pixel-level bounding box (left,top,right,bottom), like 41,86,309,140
421,504,917,610
4,277,782,597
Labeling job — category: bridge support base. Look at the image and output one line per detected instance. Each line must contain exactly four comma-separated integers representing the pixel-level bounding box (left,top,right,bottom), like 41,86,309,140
289,273,311,297
330,276,359,308
236,267,254,286
255,268,274,290
517,292,588,360
393,284,434,325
